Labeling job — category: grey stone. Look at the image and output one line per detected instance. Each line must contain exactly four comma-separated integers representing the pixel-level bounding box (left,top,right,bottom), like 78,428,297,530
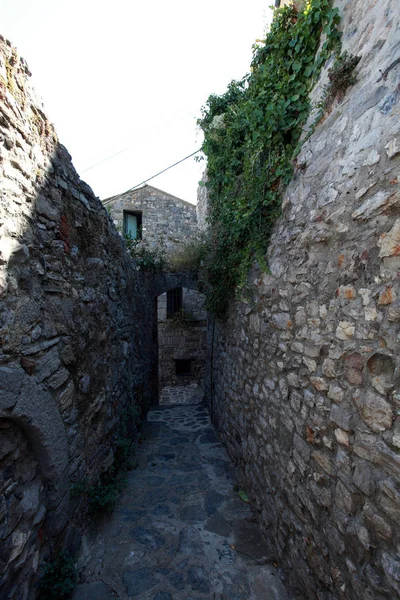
123,567,158,596
353,390,393,433
330,404,353,431
72,581,113,600
187,566,210,594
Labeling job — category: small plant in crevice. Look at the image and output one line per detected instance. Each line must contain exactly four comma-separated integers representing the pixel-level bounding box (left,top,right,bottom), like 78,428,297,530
167,235,208,273
38,549,77,600
71,472,122,514
322,51,361,111
71,402,141,514
166,308,194,328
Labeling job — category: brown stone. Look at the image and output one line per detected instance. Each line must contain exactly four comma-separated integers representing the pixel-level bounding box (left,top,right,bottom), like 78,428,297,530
378,285,395,305
20,357,36,375
312,451,335,476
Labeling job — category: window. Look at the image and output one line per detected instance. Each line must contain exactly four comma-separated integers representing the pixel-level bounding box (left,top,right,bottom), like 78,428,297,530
123,211,142,239
175,359,192,376
167,287,183,317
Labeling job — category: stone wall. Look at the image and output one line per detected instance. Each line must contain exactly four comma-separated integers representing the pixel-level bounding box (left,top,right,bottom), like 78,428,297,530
158,288,207,389
0,36,158,598
104,184,198,253
206,1,400,599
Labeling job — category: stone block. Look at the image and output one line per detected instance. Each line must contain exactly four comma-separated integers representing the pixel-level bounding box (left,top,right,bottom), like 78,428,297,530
330,404,353,431
336,321,355,340
312,451,335,476
353,389,393,433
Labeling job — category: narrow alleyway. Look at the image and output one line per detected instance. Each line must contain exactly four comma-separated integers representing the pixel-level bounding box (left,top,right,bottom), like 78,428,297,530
72,387,291,600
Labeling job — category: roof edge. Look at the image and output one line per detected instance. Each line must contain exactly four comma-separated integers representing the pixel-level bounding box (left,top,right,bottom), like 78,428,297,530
102,184,196,208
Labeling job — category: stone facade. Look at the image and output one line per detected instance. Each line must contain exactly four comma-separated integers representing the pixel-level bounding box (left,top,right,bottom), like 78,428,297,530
0,36,158,598
205,1,400,599
104,184,198,253
158,288,207,389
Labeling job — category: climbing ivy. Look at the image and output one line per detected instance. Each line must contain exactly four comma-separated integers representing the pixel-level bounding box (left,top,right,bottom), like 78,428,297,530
198,0,341,318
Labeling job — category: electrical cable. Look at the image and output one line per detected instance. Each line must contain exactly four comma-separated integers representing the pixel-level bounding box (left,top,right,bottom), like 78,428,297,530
103,148,203,203
81,107,199,174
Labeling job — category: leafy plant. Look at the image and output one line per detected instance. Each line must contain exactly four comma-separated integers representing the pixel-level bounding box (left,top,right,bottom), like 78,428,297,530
123,230,166,272
71,401,142,513
167,236,208,272
71,475,121,513
38,550,77,600
322,51,360,111
198,0,341,318
166,308,193,328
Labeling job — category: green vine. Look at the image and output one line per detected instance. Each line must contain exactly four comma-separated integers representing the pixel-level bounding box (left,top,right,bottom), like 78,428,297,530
198,0,341,318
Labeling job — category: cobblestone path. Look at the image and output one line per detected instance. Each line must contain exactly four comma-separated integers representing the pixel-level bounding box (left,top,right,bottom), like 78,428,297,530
72,389,291,600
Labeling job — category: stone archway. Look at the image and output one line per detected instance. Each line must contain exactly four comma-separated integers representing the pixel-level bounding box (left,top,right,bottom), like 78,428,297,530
0,367,69,516
0,418,48,600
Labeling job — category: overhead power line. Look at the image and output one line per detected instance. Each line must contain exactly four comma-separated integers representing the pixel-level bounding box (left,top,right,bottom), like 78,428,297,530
81,107,199,174
103,148,203,203
81,147,129,174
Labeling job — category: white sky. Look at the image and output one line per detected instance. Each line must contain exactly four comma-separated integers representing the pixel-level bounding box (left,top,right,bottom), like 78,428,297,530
0,0,273,204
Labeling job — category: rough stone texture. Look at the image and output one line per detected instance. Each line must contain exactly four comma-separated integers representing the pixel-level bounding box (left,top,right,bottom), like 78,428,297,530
205,2,400,599
0,419,46,600
0,35,158,596
158,287,207,389
72,391,292,600
104,184,198,253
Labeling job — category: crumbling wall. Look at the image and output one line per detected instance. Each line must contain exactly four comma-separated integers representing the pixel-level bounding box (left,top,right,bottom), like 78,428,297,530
0,35,158,598
206,1,400,598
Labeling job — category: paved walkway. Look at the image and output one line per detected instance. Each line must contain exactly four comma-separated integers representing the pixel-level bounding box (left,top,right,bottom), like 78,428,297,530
159,383,204,406
72,388,291,600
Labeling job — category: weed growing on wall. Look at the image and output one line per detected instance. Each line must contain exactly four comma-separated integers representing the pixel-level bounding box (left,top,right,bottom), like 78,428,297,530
123,231,166,272
71,476,122,513
322,51,360,110
71,403,141,513
168,236,208,272
198,0,341,318
38,550,77,600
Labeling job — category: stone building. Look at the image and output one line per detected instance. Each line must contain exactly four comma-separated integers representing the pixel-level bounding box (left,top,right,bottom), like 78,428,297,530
103,184,198,253
104,185,207,392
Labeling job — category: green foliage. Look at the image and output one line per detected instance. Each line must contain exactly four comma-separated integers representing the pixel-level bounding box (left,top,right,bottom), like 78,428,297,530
71,475,121,513
166,308,193,328
167,236,208,272
198,0,341,318
323,50,360,110
123,231,166,272
71,402,141,513
38,550,77,600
